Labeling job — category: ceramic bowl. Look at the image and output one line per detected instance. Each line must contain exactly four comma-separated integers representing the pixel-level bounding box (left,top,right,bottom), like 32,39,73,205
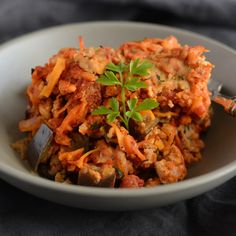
0,21,235,210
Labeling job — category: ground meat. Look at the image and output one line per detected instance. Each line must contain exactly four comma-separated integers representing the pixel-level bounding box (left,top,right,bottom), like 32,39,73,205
120,175,144,188
79,80,102,111
58,80,77,95
68,80,102,112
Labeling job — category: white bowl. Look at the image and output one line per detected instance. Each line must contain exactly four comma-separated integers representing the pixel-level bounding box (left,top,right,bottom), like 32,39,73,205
0,21,235,211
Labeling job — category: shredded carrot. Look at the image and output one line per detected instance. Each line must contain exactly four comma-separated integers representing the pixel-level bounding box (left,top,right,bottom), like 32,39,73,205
154,139,165,151
76,148,99,169
179,115,192,125
123,135,146,161
56,101,87,139
78,68,97,81
40,57,66,98
59,148,84,171
19,116,42,133
213,96,234,112
53,99,73,119
59,148,84,162
112,124,146,161
79,36,85,50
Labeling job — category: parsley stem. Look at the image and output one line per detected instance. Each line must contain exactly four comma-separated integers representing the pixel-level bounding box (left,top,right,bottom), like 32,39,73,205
93,59,156,132
118,115,127,127
121,86,129,128
124,72,133,130
120,71,129,130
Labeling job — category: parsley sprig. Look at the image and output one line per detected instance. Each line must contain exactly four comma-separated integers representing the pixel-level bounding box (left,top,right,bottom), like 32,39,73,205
92,59,159,130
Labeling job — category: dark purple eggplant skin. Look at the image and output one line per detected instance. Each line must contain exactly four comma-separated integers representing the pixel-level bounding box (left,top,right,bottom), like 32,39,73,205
71,133,89,151
37,163,54,180
78,165,116,188
78,170,100,187
27,124,53,171
129,118,159,141
99,173,116,187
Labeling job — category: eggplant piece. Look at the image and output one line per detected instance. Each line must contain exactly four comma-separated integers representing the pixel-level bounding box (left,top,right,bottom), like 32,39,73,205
37,163,54,180
142,118,159,135
67,172,78,185
27,124,53,171
78,164,116,188
130,118,159,141
71,133,89,152
99,166,116,187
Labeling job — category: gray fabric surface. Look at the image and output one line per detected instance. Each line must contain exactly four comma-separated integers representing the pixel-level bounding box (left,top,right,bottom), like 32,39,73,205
0,0,236,235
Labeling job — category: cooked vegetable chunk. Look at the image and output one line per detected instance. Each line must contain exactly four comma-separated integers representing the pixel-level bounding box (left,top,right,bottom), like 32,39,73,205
78,164,116,187
27,124,53,171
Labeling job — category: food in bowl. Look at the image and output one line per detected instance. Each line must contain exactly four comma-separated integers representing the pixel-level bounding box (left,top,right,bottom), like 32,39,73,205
12,36,213,188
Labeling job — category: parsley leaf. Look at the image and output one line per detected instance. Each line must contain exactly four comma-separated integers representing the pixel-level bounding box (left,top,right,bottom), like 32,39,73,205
126,98,158,122
109,97,119,112
131,111,143,122
107,62,127,73
107,112,119,123
96,71,121,86
130,59,153,76
125,77,147,91
135,98,159,112
126,110,143,122
92,98,120,123
92,106,112,115
127,98,138,110
93,59,157,131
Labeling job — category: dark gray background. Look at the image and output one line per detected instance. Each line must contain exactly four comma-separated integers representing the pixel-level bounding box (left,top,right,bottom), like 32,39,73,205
0,0,235,235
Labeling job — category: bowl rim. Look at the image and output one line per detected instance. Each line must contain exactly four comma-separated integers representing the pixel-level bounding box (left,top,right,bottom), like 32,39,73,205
0,159,236,197
1,21,236,55
0,20,236,197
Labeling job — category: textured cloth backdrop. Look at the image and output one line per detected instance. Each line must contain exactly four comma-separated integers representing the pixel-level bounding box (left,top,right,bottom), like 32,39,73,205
0,0,236,235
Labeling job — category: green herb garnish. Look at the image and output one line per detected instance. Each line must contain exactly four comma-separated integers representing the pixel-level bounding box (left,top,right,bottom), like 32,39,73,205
92,59,159,130
114,167,124,179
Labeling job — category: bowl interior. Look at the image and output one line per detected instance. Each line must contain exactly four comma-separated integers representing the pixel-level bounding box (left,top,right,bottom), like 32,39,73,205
0,22,236,181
